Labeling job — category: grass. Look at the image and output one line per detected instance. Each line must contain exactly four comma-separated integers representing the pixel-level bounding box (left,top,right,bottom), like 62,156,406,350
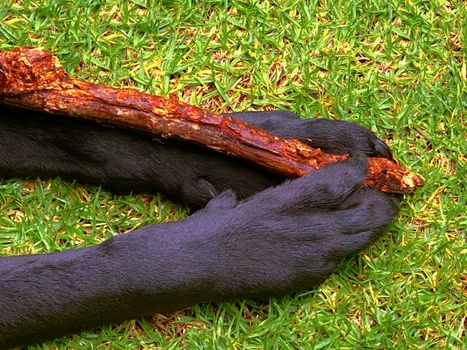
0,0,465,349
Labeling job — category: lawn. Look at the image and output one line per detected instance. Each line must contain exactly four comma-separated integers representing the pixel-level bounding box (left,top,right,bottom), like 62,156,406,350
0,0,465,349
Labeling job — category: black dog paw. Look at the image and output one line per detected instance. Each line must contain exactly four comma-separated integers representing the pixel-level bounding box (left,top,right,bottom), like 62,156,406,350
228,110,393,159
296,118,393,159
190,154,399,298
253,152,369,211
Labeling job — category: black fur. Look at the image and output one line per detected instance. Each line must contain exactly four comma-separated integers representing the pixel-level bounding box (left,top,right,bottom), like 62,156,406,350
0,106,392,207
0,106,398,349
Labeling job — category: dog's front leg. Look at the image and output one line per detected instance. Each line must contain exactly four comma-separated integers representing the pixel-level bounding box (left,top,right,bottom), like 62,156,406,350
0,154,398,349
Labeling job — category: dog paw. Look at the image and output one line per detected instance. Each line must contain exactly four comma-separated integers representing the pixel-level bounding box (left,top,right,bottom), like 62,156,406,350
190,154,399,298
228,110,393,159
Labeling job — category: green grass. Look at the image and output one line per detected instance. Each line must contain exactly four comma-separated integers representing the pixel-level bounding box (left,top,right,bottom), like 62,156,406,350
0,0,465,349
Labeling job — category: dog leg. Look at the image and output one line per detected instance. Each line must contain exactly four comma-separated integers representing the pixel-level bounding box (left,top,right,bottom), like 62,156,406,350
0,154,398,349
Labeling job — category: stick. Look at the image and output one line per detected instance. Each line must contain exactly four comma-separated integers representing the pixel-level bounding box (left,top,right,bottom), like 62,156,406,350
0,47,423,193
